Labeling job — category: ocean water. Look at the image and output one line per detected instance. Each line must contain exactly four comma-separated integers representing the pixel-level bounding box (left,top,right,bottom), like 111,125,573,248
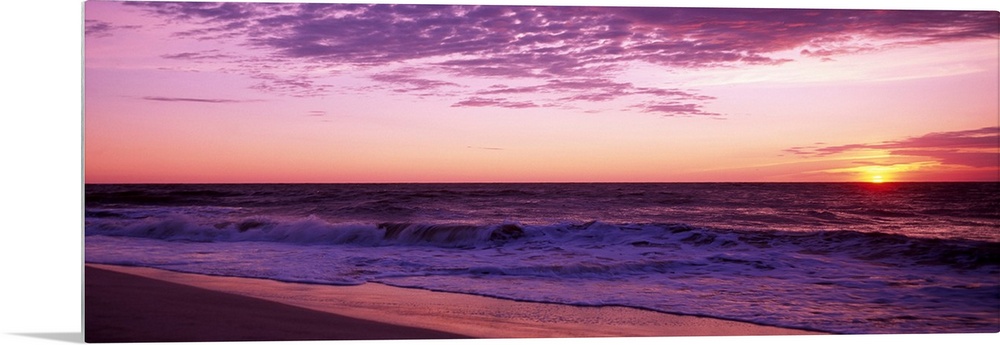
84,183,999,334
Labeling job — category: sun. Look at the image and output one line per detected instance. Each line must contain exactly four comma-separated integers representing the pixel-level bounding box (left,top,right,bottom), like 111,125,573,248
871,175,885,183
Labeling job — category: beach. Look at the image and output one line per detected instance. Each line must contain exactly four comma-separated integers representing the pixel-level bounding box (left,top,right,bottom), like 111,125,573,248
85,263,823,342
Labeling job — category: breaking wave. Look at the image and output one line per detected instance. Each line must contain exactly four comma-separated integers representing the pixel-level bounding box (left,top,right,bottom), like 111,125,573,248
85,213,998,269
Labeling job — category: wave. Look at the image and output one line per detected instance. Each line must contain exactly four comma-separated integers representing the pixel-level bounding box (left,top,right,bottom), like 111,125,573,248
85,212,999,269
85,214,525,248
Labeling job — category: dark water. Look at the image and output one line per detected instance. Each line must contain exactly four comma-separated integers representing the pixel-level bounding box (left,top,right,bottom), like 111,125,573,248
84,183,1000,334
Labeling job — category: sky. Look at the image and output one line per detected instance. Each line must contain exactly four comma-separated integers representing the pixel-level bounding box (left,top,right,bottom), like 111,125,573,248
83,0,999,183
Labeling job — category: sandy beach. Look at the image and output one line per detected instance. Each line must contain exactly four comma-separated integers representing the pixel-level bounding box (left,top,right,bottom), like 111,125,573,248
85,263,824,342
84,265,467,342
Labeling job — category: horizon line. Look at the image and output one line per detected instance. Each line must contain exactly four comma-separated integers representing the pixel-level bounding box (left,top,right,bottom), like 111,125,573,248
82,180,999,185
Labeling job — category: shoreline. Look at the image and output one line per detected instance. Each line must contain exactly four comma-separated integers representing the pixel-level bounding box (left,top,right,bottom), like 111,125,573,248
84,265,468,342
85,263,825,342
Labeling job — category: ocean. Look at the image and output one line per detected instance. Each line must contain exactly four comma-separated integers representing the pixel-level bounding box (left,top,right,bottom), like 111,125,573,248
83,182,999,334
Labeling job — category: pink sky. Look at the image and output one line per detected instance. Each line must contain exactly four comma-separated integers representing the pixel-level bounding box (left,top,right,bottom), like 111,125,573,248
83,1,999,183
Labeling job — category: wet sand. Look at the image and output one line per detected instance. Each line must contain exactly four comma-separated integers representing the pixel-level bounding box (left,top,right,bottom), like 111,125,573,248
85,263,824,342
84,265,467,342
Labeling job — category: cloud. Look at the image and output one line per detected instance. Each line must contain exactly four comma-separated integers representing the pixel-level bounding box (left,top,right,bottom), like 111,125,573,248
160,50,235,61
470,78,720,116
247,72,332,98
125,4,999,70
120,3,998,114
851,161,899,166
633,101,723,118
787,127,1000,168
451,97,543,109
141,96,249,103
369,70,462,96
85,19,141,37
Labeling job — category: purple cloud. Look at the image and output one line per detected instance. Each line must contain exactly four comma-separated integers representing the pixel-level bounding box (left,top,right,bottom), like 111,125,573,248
126,4,998,70
369,70,462,96
246,70,334,98
451,97,543,109
141,96,248,103
787,127,1000,168
121,3,998,115
85,19,141,37
161,50,235,60
472,78,719,115
632,101,722,118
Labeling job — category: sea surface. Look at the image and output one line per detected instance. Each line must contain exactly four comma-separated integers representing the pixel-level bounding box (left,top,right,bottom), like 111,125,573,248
84,183,1000,334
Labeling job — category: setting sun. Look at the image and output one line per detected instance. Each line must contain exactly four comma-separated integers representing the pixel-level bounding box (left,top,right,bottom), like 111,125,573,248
872,175,885,183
